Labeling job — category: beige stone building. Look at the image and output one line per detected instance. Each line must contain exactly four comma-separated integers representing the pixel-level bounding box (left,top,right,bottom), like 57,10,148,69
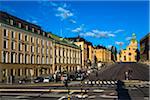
0,11,81,82
117,33,138,62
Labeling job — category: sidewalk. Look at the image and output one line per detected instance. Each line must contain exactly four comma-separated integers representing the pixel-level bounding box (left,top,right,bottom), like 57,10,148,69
0,82,64,88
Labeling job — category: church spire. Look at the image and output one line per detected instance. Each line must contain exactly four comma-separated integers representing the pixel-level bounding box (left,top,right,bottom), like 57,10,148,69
131,33,137,43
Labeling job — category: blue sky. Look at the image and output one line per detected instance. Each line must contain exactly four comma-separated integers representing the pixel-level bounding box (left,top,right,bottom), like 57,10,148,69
0,1,149,51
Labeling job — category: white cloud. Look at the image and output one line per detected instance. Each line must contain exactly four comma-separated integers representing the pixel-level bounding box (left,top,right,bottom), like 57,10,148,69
114,29,124,33
56,7,73,20
115,41,124,46
80,32,95,37
72,24,84,33
108,33,116,37
126,37,132,41
80,29,115,38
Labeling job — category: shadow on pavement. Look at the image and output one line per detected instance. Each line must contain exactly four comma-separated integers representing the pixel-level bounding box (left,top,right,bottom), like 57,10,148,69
116,80,131,100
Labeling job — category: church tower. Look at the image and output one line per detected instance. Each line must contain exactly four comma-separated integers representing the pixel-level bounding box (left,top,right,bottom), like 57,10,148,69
118,33,138,62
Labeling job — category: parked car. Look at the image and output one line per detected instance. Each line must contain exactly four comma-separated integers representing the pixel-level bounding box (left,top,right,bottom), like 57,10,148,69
43,76,53,83
18,78,29,84
34,77,44,83
75,73,83,81
69,74,76,81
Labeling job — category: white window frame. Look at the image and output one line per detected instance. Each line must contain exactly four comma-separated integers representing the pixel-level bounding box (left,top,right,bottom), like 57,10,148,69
46,41,49,46
42,40,45,46
32,56,34,64
26,26,28,30
32,28,34,32
10,19,13,25
6,52,8,63
18,23,21,28
13,53,15,63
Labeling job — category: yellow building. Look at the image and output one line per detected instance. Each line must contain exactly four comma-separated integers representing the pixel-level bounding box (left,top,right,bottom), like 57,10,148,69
94,45,111,63
0,11,81,82
66,36,94,69
117,33,138,62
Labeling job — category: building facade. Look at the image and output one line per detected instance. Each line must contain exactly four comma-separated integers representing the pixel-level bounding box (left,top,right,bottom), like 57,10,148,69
0,11,81,82
66,36,94,69
117,33,138,62
140,33,150,62
94,45,111,63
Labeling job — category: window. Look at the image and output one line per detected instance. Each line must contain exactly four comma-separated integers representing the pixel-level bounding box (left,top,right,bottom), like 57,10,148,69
18,33,22,40
3,29,8,37
46,49,48,55
18,54,20,63
31,55,34,64
20,54,22,63
25,54,27,64
46,41,49,46
25,35,28,41
18,69,20,76
11,31,15,38
19,43,20,51
11,42,15,50
43,32,45,36
31,37,34,43
46,57,48,64
10,19,13,25
37,56,40,64
38,30,40,34
13,53,15,63
42,40,45,46
18,43,22,51
26,26,28,30
2,51,6,63
25,45,27,51
32,28,34,32
3,40,8,49
31,37,33,42
42,57,44,64
42,48,44,54
11,53,15,63
129,53,131,56
18,23,21,28
38,38,40,44
31,46,32,52
31,46,34,53
124,56,126,61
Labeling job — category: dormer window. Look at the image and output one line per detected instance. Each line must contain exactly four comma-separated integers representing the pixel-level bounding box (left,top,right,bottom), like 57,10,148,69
10,19,13,25
18,23,21,28
26,25,28,30
38,30,40,34
43,32,45,36
32,28,34,32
